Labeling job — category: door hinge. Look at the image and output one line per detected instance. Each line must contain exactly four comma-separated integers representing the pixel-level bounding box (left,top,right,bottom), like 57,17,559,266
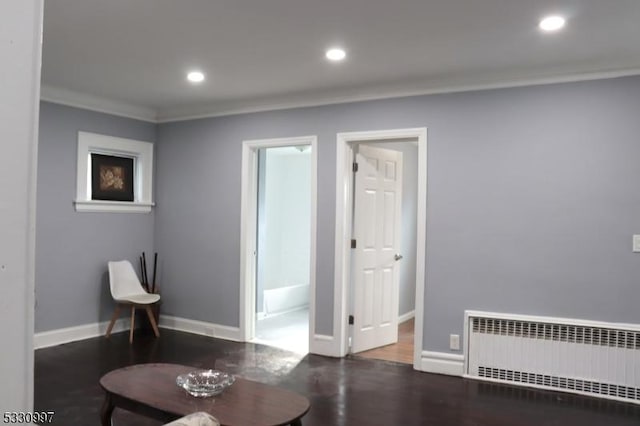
348,315,354,325
350,239,356,249
352,162,359,172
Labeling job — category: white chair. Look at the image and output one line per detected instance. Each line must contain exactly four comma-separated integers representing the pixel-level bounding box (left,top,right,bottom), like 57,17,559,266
105,260,161,343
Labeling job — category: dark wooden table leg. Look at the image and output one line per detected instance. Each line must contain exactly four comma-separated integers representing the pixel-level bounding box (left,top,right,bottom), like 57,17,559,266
101,393,115,426
290,419,302,426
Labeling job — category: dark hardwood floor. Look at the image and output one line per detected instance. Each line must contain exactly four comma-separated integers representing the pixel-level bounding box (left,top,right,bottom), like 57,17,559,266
35,329,640,425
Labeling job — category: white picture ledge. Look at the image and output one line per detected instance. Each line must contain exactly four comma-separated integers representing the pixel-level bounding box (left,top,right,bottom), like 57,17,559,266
75,131,154,213
73,200,155,213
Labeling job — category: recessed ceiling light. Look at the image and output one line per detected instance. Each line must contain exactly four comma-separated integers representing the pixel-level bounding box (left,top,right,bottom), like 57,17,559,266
325,48,346,62
187,71,205,83
539,15,566,32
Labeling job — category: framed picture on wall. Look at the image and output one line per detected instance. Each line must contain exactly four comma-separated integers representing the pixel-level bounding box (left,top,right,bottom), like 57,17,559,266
90,153,135,202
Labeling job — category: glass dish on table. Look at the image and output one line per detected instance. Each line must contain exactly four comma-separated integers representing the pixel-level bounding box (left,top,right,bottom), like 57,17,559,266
176,370,235,397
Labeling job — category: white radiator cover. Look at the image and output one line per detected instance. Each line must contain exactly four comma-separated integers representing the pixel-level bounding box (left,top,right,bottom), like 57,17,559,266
464,311,640,404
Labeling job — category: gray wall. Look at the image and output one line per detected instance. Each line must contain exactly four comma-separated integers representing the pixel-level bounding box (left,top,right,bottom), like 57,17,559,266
156,75,640,353
35,102,156,332
364,141,418,318
0,0,42,411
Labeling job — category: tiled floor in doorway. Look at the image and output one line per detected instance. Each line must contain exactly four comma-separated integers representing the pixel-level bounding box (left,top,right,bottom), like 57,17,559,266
254,308,309,354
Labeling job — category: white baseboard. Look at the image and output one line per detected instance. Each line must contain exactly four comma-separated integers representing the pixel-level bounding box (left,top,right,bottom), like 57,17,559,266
310,334,340,357
420,351,465,377
158,315,242,342
34,318,130,349
399,310,415,323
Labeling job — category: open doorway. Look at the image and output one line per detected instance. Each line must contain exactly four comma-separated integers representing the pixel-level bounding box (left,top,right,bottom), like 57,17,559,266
348,141,418,364
239,136,318,356
333,128,427,369
254,146,312,353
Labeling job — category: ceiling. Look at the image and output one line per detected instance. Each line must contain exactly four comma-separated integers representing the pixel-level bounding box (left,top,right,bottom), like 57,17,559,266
41,0,640,122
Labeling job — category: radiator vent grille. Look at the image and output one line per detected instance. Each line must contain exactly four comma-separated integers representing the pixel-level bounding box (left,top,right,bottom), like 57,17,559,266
466,312,640,405
471,317,640,349
478,367,640,401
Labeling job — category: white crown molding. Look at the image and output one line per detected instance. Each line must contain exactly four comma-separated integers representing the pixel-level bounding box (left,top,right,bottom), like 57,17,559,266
43,69,640,124
155,68,640,123
40,85,157,123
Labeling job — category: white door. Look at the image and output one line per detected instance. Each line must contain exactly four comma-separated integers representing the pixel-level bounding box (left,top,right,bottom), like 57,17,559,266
351,144,403,353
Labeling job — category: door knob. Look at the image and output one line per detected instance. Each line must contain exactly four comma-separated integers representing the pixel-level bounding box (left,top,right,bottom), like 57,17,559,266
394,253,403,261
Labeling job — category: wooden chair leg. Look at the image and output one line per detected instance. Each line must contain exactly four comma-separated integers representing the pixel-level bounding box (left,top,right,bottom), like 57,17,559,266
129,306,136,344
145,305,160,338
105,304,121,338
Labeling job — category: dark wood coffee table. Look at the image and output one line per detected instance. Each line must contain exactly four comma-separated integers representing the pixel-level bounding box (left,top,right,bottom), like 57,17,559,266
99,363,310,426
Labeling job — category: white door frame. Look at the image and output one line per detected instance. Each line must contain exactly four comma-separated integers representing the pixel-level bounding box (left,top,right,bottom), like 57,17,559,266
239,136,318,346
333,128,427,370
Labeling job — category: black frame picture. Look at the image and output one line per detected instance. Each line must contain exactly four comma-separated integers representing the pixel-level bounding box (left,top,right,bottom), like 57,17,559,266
91,153,135,202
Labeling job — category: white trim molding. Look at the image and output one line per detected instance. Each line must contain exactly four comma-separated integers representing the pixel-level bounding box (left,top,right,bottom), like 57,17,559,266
43,72,640,124
34,315,243,349
156,69,640,123
73,200,155,213
310,334,339,357
420,351,465,377
41,85,157,123
159,315,242,342
75,131,154,213
399,310,416,324
334,128,428,367
238,136,318,352
34,318,130,349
